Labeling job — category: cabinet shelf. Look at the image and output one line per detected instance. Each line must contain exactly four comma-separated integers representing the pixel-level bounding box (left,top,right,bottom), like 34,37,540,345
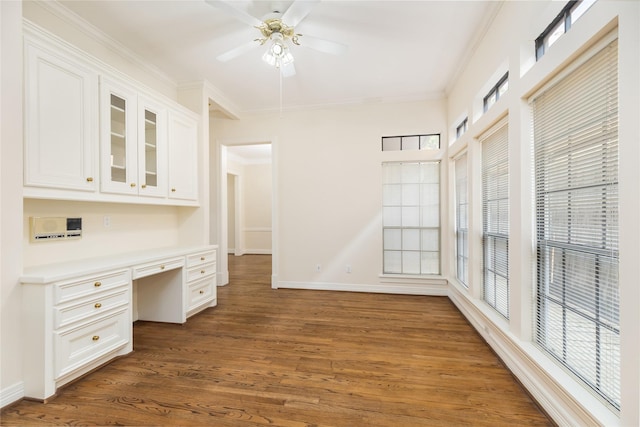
111,131,125,139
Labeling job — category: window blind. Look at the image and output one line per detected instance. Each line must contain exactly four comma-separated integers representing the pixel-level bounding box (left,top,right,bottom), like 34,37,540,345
455,153,469,287
481,122,509,318
532,38,619,409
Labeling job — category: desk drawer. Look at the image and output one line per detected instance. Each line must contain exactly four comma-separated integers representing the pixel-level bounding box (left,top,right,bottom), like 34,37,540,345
55,270,130,305
186,262,215,283
55,287,129,329
55,308,130,379
132,257,184,280
187,276,216,311
186,250,216,268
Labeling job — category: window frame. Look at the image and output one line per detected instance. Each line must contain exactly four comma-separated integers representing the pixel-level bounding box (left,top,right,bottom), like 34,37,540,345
483,72,509,113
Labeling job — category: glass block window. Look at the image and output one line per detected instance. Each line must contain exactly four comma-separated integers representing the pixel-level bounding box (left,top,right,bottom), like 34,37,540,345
382,161,440,275
382,134,440,151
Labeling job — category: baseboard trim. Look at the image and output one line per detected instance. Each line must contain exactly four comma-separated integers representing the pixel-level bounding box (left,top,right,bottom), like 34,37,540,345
277,280,448,296
1,382,24,409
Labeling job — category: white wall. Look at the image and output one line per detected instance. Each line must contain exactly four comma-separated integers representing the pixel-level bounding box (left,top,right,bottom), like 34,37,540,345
22,200,180,267
1,0,25,407
445,1,639,426
243,163,272,254
214,99,449,295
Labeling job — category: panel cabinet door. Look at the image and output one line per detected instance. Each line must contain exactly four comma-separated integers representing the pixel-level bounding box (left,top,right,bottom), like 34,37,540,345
99,77,138,195
138,96,167,198
24,41,98,191
168,110,198,201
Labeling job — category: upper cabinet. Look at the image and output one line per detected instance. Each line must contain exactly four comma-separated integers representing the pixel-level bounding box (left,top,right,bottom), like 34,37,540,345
168,110,199,201
138,96,168,198
99,78,168,198
24,38,98,192
23,25,199,206
100,77,138,195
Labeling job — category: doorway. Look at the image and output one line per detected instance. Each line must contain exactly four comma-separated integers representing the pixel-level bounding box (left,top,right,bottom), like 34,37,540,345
219,142,276,287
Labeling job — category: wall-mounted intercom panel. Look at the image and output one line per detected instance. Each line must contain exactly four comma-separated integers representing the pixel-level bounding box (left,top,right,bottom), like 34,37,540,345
30,217,82,242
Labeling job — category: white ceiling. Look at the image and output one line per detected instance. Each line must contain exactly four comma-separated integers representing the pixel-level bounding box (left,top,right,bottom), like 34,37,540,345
57,0,501,114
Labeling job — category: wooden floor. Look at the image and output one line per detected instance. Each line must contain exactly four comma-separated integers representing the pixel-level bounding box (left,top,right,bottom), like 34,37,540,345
2,255,553,426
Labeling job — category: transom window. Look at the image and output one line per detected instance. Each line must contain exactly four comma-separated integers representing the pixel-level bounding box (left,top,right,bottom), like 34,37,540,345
382,134,440,152
456,118,468,139
483,72,509,112
535,0,597,60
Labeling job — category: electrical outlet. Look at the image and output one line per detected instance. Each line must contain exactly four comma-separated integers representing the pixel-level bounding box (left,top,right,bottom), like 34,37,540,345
316,264,321,272
103,215,111,228
346,265,352,273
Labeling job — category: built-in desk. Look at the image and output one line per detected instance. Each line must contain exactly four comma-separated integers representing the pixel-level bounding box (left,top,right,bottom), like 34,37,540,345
20,245,217,401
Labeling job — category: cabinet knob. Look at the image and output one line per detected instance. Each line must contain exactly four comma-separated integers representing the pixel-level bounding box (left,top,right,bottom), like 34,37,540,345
94,303,102,309
141,184,147,189
86,177,94,182
94,281,102,287
92,335,100,341
199,290,204,294
171,188,176,192
130,183,136,188
201,270,205,274
160,264,165,270
200,256,205,261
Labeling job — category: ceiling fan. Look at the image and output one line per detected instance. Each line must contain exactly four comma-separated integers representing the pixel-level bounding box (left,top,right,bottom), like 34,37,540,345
205,0,347,77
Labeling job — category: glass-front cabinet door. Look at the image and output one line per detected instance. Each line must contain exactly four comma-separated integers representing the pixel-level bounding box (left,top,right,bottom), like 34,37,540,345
100,77,138,195
138,96,167,197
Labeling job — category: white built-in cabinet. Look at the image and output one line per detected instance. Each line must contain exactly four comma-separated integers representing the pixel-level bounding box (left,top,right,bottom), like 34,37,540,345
21,245,217,401
23,23,199,206
168,110,199,201
24,37,98,192
99,78,168,198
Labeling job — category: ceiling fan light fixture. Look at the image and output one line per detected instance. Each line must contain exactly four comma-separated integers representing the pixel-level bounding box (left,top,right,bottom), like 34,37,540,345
262,33,294,69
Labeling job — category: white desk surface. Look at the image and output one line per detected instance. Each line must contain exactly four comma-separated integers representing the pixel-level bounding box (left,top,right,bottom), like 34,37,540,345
21,245,218,284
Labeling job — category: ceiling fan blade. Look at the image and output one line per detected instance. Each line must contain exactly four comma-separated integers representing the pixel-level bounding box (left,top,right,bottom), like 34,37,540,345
298,35,348,55
204,0,262,27
216,40,260,62
281,0,320,27
281,62,296,78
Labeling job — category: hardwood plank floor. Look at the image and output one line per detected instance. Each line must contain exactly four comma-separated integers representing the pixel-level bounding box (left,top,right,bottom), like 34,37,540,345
2,255,553,426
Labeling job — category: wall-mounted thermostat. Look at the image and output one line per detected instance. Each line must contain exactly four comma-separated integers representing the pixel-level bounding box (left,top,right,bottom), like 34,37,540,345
30,217,82,242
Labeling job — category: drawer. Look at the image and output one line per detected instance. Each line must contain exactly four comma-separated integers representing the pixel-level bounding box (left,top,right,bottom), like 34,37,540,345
186,261,215,283
187,277,216,311
186,250,216,268
132,257,184,280
55,308,130,379
55,287,129,329
55,270,130,305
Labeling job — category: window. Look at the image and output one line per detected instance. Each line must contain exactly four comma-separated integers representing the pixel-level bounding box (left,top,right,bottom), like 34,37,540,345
535,0,597,60
382,162,440,275
481,122,509,318
455,153,469,287
382,134,440,152
456,118,468,139
483,72,509,112
532,38,619,409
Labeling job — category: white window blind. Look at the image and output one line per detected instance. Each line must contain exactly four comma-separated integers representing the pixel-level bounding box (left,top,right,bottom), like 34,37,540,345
455,153,469,287
532,38,619,409
382,162,440,275
481,122,509,318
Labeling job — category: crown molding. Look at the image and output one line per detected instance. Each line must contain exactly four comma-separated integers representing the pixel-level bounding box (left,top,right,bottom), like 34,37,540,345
33,0,176,92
